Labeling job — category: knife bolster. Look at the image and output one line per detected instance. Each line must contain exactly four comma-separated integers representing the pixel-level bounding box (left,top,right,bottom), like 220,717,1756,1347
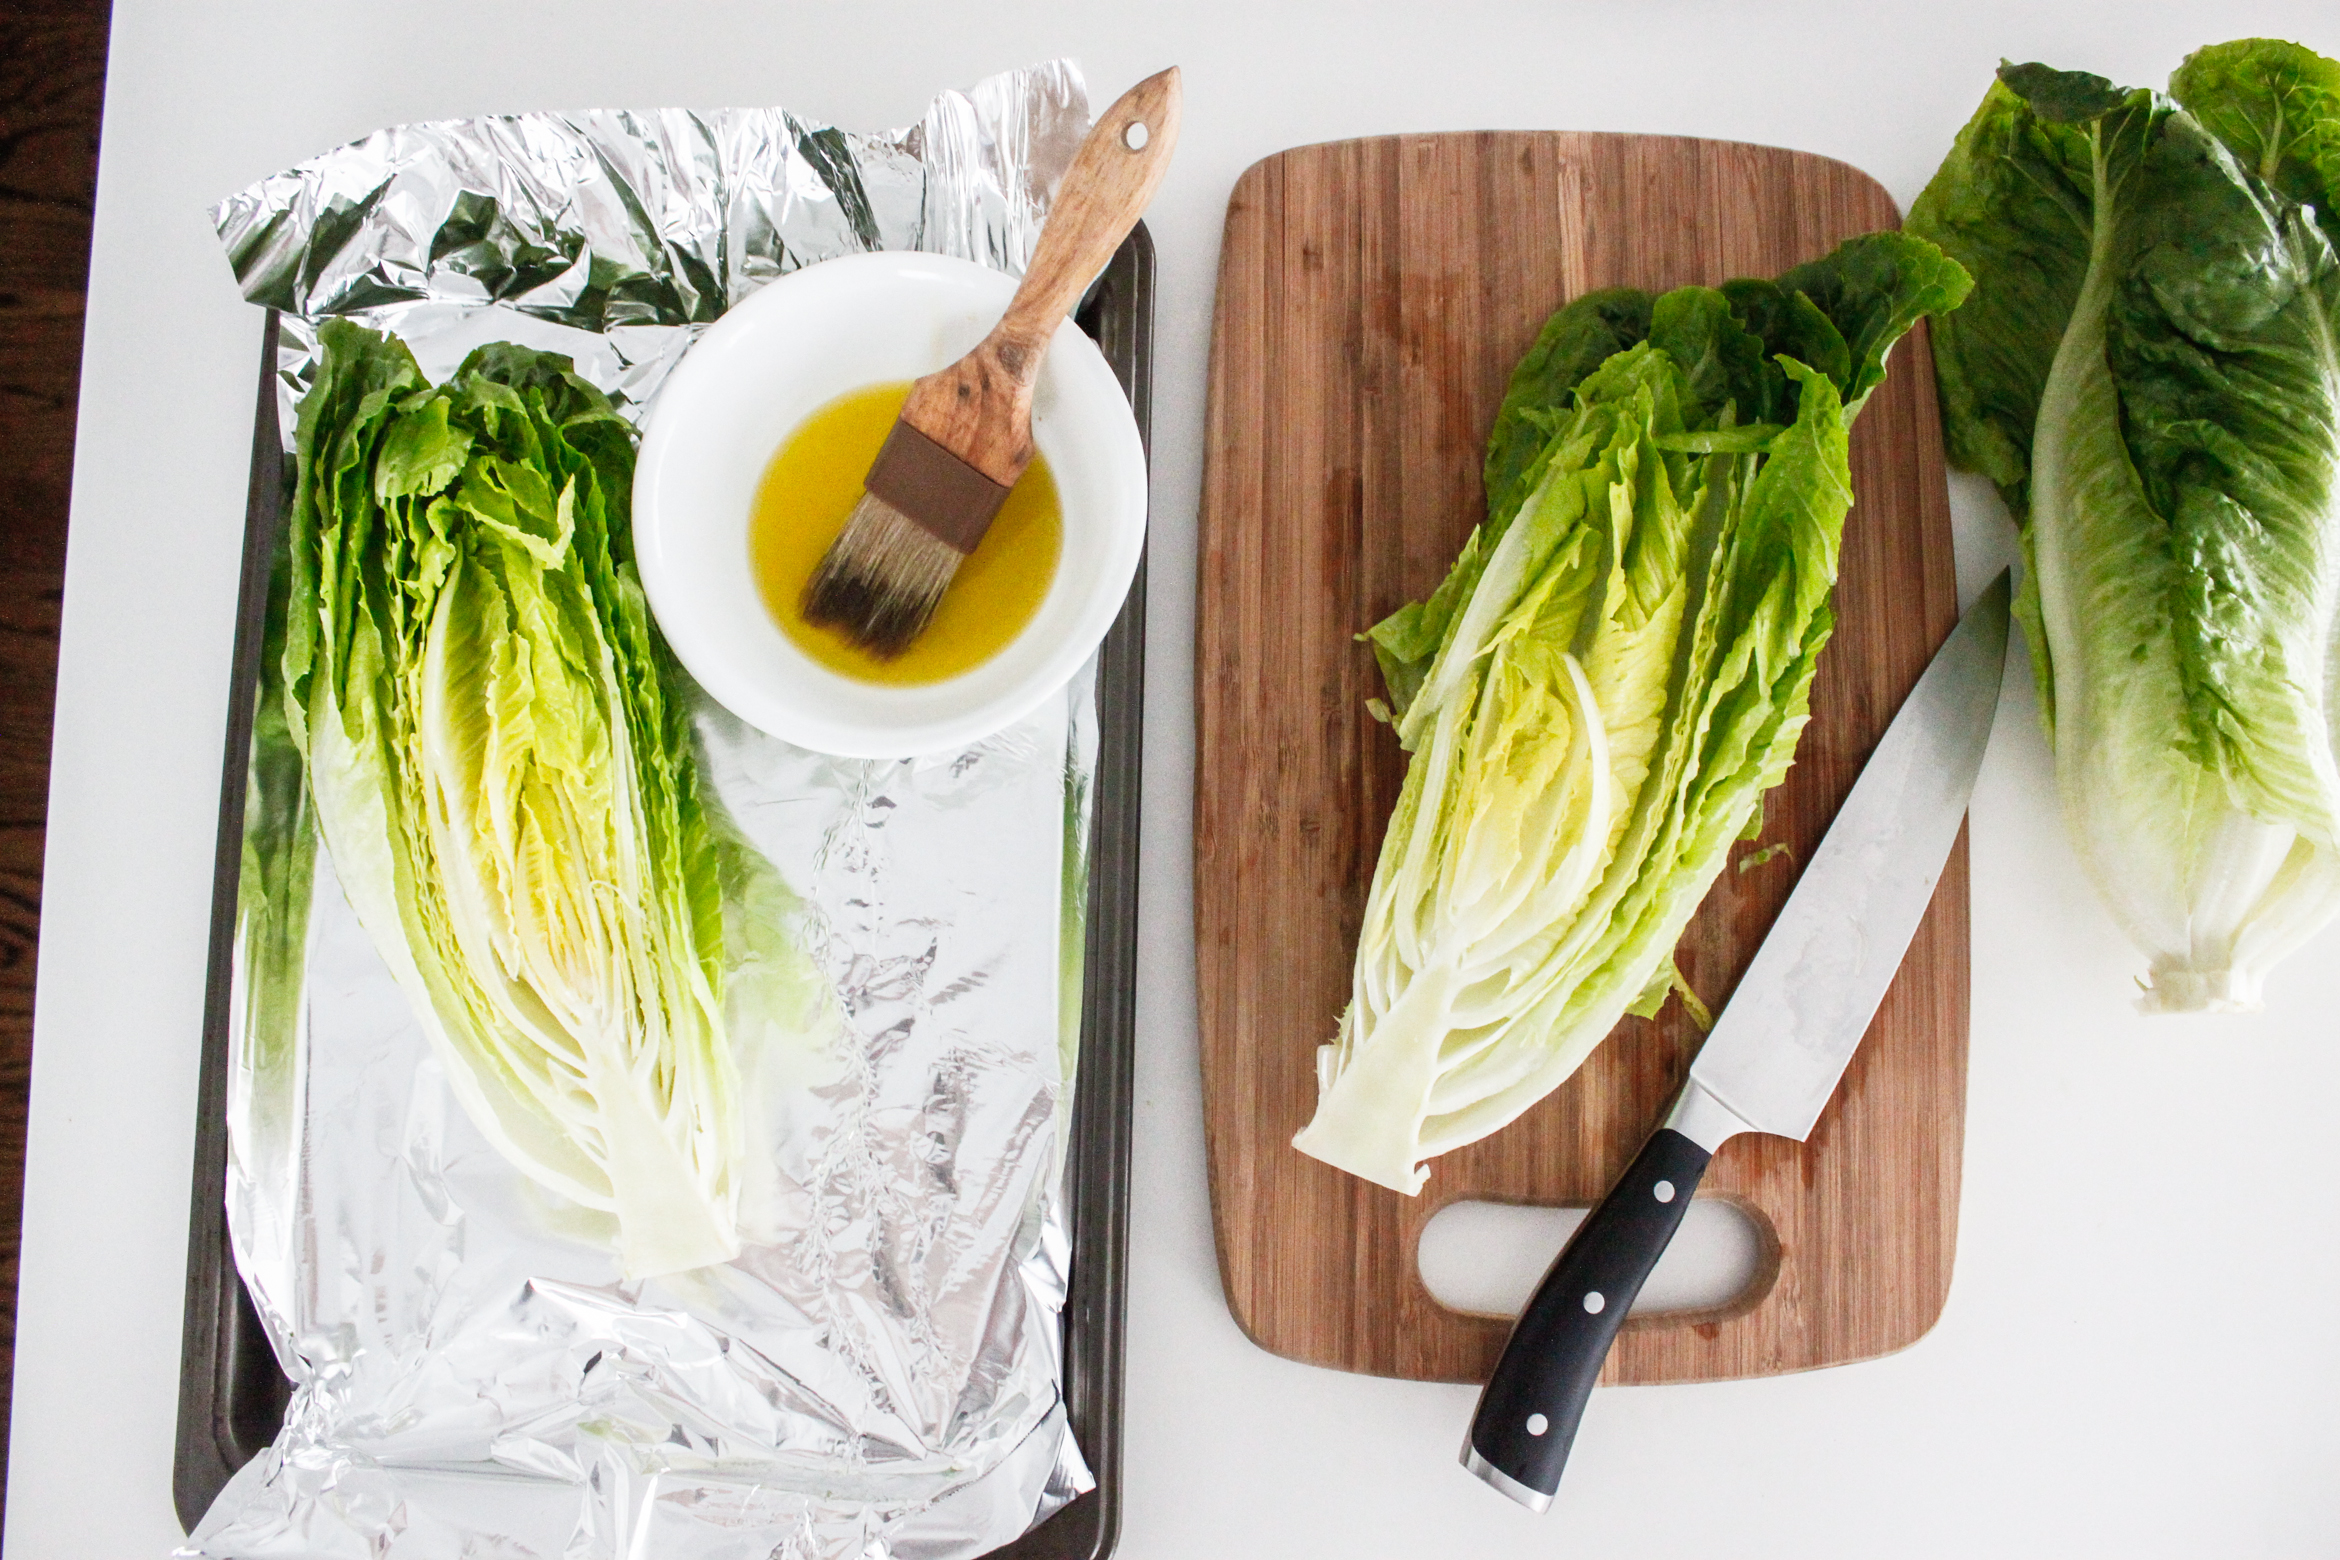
1664,1077,1754,1153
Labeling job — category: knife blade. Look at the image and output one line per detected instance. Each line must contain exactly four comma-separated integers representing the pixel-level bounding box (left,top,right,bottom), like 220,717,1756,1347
1461,568,2011,1513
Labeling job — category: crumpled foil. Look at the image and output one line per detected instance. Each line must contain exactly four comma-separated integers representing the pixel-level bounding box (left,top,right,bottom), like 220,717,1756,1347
213,61,1087,421
186,62,1104,1560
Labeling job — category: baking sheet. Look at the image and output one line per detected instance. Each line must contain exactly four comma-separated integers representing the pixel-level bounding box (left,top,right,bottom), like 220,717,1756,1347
173,66,1148,1560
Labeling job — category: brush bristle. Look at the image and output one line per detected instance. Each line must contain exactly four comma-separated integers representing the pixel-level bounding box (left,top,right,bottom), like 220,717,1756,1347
801,491,966,657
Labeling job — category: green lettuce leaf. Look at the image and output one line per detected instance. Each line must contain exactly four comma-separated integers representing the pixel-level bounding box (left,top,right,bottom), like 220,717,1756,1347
1485,287,1655,529
2171,39,2340,250
226,538,318,1289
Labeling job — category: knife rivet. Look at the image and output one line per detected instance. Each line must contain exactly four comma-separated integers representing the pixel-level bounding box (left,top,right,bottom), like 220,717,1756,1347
1583,1291,1605,1314
1526,1414,1549,1436
1654,1180,1675,1203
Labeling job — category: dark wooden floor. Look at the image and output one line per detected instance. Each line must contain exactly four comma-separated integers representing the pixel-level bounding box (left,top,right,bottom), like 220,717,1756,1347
0,0,108,1509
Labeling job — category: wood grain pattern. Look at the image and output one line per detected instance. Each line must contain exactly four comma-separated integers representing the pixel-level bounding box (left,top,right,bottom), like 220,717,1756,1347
0,0,109,1512
1194,133,1966,1385
903,67,1180,487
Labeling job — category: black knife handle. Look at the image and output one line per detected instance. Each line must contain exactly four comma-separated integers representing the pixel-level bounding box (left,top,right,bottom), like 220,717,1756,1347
1463,1127,1714,1507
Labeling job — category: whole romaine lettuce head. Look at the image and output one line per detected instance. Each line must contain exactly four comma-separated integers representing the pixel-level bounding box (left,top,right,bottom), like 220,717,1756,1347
281,321,824,1276
1293,233,1969,1195
1907,39,2340,1012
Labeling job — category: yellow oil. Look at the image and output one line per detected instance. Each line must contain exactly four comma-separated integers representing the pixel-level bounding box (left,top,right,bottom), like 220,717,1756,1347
750,381,1062,686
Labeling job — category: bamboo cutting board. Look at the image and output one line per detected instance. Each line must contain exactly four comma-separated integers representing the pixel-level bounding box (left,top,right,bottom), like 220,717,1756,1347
1194,133,1966,1384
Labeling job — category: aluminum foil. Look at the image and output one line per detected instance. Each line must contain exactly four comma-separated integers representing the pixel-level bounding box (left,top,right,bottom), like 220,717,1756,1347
187,63,1105,1560
213,61,1088,422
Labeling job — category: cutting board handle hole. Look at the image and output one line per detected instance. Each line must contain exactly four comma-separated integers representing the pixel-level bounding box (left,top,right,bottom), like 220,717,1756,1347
1418,1197,1770,1320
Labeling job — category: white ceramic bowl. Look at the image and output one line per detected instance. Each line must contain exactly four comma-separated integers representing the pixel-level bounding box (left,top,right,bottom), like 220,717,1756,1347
634,250,1147,758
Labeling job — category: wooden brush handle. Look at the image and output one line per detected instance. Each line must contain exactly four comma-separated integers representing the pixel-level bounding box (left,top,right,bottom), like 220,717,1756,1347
901,66,1182,486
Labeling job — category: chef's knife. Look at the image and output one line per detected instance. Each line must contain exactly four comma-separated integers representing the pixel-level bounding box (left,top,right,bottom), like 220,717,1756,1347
1461,568,2011,1512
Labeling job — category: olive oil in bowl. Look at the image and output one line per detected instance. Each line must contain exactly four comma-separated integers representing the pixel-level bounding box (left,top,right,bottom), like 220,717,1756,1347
750,382,1062,686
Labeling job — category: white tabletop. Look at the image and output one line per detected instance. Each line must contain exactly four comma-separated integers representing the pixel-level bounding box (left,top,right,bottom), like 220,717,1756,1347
15,2,2340,1554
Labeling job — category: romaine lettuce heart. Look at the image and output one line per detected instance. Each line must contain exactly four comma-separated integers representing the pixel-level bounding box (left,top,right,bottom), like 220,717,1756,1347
1910,40,2340,1013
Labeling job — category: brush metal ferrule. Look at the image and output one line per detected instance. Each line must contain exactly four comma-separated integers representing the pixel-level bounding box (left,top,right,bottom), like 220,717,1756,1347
864,419,1015,554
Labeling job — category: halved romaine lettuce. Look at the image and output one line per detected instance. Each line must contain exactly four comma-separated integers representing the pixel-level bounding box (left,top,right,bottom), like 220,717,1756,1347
282,322,803,1276
1294,234,1969,1194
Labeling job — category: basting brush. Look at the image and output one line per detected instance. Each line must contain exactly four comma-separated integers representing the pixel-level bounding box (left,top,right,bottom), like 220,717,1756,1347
802,67,1181,656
